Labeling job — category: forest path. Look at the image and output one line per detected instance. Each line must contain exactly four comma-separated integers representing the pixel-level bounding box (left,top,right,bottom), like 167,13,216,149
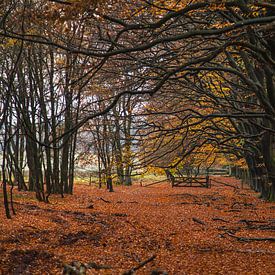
0,177,274,274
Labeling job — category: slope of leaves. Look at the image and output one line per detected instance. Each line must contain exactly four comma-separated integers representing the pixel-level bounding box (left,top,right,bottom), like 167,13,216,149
0,177,274,274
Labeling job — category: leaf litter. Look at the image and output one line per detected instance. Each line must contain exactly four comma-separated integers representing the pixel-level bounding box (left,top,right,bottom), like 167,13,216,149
0,177,274,274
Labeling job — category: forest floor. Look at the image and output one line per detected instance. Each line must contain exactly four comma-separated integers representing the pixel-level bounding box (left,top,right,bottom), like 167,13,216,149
0,177,274,275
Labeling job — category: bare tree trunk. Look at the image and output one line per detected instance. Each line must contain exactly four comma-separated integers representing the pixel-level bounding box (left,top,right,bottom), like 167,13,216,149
2,104,11,219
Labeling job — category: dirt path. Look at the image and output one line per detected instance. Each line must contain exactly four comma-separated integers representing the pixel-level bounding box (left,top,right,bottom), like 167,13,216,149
0,177,274,274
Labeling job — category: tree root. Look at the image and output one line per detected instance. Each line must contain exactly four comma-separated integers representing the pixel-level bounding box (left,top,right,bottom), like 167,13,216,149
99,197,111,203
192,217,206,225
225,232,275,242
123,255,156,275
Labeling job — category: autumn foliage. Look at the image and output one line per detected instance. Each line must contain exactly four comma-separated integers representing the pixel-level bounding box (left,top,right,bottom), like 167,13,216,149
1,178,275,274
0,1,275,273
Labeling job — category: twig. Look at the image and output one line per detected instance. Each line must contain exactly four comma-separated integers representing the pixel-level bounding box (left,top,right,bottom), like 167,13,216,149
239,219,267,224
218,226,241,234
99,197,111,203
231,202,255,209
87,262,112,270
238,220,275,231
192,217,206,225
225,232,275,242
123,255,156,275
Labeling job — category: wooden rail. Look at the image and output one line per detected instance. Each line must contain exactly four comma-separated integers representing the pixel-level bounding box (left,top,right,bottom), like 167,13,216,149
171,176,210,188
141,179,167,187
164,170,210,188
